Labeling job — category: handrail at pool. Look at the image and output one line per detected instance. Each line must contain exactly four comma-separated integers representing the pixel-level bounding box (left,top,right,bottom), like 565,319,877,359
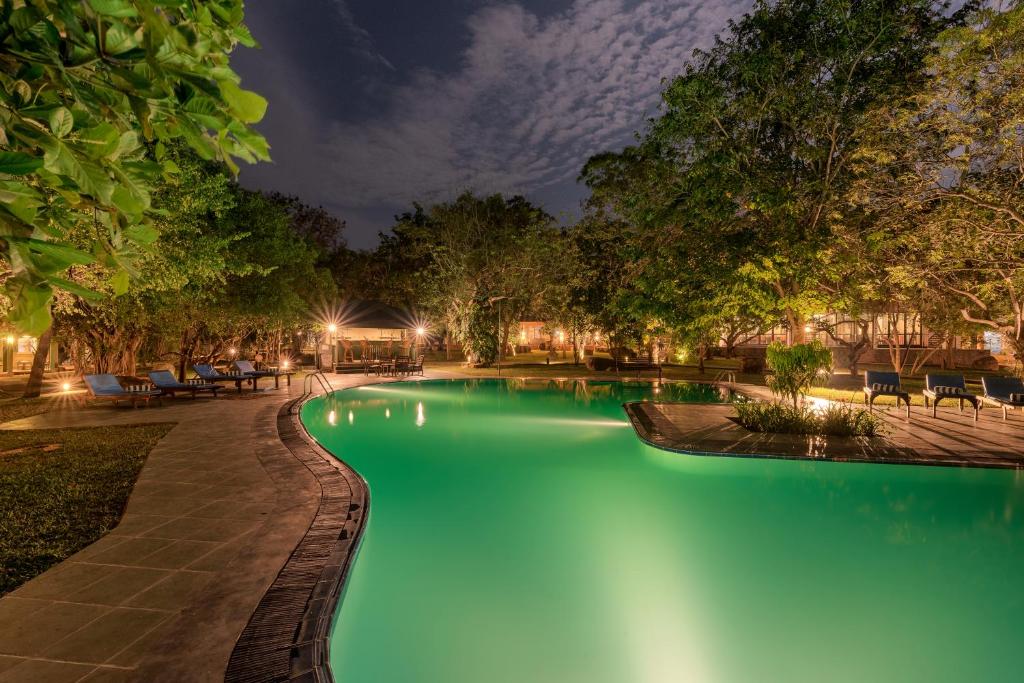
304,370,335,396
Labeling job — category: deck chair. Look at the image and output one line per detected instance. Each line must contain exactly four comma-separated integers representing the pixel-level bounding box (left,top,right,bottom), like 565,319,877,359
193,363,256,393
981,376,1024,420
863,370,911,418
232,360,294,389
148,370,221,399
84,374,162,408
923,374,979,421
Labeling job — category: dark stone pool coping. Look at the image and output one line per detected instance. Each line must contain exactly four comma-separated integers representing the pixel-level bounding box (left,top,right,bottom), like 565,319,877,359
625,400,1024,470
225,393,368,683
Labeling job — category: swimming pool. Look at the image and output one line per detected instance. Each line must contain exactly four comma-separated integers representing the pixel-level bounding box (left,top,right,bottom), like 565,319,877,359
301,379,1024,682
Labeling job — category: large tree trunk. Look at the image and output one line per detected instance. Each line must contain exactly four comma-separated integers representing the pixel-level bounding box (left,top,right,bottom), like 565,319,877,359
786,308,806,346
23,327,53,399
177,328,199,382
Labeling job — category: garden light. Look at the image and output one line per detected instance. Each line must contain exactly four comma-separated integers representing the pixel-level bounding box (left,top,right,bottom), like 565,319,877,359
416,326,426,336
328,323,337,334
62,382,71,392
5,335,13,345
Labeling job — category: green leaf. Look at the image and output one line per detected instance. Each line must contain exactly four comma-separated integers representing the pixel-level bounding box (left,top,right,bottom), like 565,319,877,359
109,268,130,296
87,0,138,17
6,278,52,336
123,223,159,245
219,81,268,124
0,180,44,223
41,136,115,203
8,237,94,266
110,185,145,218
103,21,140,55
0,152,43,175
112,130,140,160
48,107,73,138
50,277,103,301
76,123,120,159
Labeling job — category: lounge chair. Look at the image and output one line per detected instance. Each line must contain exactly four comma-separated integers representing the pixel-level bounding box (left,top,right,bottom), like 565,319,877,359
193,363,256,393
923,373,979,421
84,373,162,408
232,360,294,389
981,376,1024,420
863,370,911,418
148,370,221,399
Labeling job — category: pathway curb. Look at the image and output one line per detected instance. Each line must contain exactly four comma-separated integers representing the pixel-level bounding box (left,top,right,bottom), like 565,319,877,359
225,394,368,683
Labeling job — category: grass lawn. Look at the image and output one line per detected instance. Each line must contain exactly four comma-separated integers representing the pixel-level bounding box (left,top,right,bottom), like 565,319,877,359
0,422,174,596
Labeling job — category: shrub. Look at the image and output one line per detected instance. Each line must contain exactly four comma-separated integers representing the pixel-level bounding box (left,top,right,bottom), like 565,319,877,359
735,401,884,437
765,340,833,407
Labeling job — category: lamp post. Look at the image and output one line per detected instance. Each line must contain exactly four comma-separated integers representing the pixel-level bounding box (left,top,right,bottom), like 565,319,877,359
327,323,337,369
415,326,426,357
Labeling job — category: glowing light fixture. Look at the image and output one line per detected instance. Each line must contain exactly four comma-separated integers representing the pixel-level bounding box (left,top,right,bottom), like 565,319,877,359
229,347,236,356
282,360,290,369
328,323,337,334
62,382,71,392
416,326,426,337
5,335,13,345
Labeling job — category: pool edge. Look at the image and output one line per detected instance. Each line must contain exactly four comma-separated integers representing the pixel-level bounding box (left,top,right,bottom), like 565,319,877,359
225,393,370,683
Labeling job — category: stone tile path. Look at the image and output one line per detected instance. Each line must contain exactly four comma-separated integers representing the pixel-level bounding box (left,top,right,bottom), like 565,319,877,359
628,382,1024,468
0,371,464,683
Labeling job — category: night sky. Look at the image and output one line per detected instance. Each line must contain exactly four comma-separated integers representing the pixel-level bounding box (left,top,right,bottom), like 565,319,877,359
232,0,752,248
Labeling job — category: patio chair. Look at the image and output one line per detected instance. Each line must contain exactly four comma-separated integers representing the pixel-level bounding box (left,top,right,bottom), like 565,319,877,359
84,373,162,408
193,363,257,393
981,376,1024,420
863,370,911,418
923,373,979,421
148,370,221,399
232,359,294,389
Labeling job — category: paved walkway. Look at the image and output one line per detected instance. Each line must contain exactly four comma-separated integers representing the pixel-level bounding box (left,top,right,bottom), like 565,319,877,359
0,371,464,683
628,382,1024,468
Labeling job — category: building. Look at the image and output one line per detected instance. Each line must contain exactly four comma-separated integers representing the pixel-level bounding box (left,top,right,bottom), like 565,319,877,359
732,311,1006,369
0,332,63,374
327,300,418,366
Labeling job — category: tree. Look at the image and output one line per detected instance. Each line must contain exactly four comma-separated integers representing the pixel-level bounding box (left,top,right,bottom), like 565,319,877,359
765,340,833,407
382,193,560,364
54,149,334,380
851,3,1024,363
637,0,964,345
1,0,269,335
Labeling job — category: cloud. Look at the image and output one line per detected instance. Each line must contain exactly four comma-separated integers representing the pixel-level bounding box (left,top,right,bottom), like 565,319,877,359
321,0,752,210
328,0,395,71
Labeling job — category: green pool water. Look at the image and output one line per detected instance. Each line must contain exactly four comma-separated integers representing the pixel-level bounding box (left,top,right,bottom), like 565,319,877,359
301,379,1024,683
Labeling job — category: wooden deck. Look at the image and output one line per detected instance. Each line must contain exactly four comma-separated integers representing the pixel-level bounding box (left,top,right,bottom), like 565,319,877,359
626,383,1024,469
